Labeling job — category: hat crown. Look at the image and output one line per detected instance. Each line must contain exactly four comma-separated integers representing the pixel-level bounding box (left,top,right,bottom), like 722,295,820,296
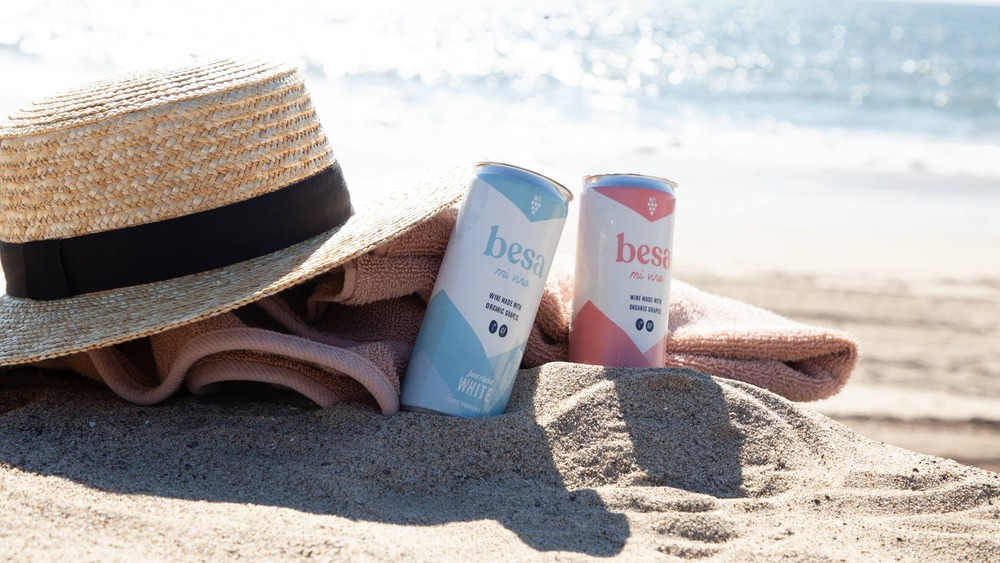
0,58,334,244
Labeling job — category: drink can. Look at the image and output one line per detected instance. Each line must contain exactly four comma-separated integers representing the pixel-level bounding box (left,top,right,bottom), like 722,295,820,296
401,162,572,416
569,173,677,367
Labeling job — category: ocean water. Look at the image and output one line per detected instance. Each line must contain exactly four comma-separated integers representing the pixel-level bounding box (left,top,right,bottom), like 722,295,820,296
3,0,998,137
2,0,1000,245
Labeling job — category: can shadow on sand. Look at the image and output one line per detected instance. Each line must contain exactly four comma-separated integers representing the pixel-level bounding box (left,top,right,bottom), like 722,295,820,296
0,362,742,556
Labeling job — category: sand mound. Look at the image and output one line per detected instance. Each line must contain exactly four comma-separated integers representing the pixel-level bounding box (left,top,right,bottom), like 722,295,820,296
1,364,997,560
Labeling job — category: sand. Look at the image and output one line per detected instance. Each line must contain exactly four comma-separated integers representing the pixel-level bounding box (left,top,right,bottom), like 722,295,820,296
685,274,1000,475
1,360,997,561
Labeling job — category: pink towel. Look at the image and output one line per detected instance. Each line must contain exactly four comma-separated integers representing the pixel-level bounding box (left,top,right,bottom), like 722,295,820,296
37,310,405,414
33,208,858,411
663,281,858,401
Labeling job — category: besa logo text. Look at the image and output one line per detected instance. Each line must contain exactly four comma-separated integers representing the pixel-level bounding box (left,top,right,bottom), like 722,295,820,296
616,232,670,269
483,225,546,277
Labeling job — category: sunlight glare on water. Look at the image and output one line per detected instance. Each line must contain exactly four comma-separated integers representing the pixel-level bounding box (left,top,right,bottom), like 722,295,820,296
5,0,999,140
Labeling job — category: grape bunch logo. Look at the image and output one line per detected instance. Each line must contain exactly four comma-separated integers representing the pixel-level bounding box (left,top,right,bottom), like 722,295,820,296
647,196,657,216
530,195,542,215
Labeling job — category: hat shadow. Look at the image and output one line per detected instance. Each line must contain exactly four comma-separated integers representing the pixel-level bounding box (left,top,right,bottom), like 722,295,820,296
0,363,741,556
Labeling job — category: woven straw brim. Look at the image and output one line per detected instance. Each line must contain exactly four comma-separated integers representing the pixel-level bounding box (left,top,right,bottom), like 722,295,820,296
0,162,470,367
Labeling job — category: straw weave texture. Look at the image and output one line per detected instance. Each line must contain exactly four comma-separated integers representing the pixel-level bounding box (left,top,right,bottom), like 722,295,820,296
0,59,331,242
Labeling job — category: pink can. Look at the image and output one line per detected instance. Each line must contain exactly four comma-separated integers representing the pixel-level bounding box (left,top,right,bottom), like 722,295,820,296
569,173,677,367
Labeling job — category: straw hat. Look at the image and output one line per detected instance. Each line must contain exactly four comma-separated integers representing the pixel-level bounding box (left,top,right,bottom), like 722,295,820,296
0,58,468,367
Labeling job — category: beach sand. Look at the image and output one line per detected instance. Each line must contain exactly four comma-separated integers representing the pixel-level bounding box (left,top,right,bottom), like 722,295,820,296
1,361,998,560
688,273,1000,474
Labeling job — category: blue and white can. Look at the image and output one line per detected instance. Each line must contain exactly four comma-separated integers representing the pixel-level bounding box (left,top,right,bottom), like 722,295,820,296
401,162,572,417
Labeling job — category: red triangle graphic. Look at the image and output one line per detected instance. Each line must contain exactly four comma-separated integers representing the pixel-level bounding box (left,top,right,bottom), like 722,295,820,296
594,187,675,222
569,301,667,367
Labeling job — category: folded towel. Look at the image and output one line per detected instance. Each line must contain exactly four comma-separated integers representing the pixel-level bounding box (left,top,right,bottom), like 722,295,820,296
664,281,859,402
31,208,858,411
37,309,405,414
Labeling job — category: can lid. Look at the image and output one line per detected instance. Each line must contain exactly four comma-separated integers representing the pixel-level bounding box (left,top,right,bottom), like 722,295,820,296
475,161,574,202
583,173,678,191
